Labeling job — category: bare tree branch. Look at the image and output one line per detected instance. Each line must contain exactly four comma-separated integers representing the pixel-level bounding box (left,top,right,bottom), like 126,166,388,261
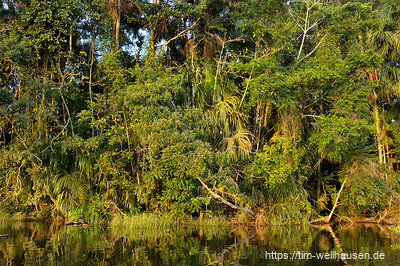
5,116,42,168
289,0,324,61
196,176,255,215
297,32,328,63
155,19,200,58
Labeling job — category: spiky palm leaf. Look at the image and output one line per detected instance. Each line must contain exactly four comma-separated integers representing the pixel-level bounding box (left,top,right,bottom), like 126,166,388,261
54,171,87,213
215,92,245,136
379,66,400,96
368,30,399,61
223,128,253,161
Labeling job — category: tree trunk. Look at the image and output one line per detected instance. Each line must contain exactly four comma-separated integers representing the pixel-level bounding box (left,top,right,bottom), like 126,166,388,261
115,0,121,49
311,177,347,224
149,0,158,54
89,23,96,137
374,105,384,164
109,0,121,49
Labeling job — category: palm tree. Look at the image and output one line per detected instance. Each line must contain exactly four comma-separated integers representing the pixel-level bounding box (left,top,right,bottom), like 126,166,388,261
367,0,400,166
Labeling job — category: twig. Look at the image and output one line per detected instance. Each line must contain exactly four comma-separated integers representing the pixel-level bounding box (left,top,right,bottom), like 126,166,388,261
1,161,24,203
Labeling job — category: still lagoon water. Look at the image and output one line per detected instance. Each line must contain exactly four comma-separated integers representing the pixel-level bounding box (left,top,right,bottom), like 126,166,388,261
1,220,400,265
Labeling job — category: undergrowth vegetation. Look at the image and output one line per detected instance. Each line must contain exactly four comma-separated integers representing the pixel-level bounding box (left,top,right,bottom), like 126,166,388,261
1,0,400,225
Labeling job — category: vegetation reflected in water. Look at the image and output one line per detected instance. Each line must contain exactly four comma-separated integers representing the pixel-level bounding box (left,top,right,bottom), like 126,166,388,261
1,221,400,265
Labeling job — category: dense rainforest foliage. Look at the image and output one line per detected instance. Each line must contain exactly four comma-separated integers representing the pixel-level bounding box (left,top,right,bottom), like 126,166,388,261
1,0,400,224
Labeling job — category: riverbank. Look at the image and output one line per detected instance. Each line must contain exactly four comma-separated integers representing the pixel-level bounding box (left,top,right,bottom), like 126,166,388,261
2,208,398,228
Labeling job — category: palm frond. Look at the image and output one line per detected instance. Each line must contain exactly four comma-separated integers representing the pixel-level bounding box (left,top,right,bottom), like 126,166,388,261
54,172,87,212
368,30,399,60
223,128,254,161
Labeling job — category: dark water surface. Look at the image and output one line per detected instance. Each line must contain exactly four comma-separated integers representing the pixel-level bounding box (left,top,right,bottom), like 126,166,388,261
0,220,399,265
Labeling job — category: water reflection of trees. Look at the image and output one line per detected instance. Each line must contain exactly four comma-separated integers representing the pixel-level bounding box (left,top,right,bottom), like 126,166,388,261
0,222,109,265
111,225,233,265
1,222,400,265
